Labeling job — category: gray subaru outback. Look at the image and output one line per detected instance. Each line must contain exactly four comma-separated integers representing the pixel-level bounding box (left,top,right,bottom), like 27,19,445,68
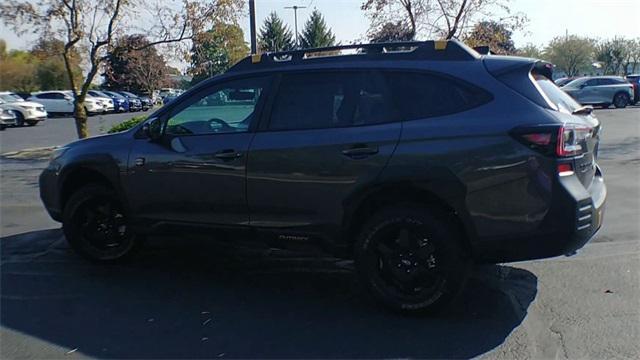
40,40,606,313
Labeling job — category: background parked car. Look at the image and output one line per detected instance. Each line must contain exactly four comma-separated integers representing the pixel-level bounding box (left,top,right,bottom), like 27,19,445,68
88,90,124,112
100,90,130,112
82,91,114,113
116,91,142,111
624,74,639,105
0,106,18,130
28,91,103,115
0,91,47,126
554,77,578,87
137,95,153,111
561,76,634,108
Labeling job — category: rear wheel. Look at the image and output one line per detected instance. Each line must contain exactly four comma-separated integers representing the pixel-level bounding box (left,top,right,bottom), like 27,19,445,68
354,205,470,314
613,93,629,108
63,184,141,263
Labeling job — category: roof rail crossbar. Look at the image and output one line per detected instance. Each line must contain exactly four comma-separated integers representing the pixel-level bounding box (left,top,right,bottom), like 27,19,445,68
228,39,480,73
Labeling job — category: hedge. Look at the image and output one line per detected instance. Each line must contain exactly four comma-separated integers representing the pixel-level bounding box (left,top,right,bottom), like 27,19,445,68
107,115,147,133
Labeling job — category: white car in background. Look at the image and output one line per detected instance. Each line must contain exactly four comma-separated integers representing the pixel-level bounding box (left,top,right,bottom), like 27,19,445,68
0,91,48,126
28,91,104,115
78,91,113,113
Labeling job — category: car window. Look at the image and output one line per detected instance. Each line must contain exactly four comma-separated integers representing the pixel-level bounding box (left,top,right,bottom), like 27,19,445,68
533,74,581,113
585,79,600,86
384,71,491,120
165,77,268,136
269,71,398,131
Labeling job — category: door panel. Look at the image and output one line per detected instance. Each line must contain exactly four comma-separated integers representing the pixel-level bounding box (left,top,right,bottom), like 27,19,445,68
247,124,401,229
126,133,254,225
124,76,270,226
246,71,402,233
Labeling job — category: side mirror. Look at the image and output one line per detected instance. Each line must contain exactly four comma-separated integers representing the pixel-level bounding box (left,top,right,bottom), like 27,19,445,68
142,117,162,141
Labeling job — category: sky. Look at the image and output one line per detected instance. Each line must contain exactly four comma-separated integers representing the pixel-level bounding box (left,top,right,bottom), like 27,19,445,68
1,0,639,69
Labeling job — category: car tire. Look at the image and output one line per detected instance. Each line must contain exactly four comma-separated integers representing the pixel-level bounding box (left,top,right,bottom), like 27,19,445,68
15,112,25,126
63,184,141,263
26,120,38,126
0,124,6,131
354,205,470,314
613,93,629,108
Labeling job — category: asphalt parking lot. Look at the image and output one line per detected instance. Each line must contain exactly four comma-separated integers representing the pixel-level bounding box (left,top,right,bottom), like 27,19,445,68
1,107,639,358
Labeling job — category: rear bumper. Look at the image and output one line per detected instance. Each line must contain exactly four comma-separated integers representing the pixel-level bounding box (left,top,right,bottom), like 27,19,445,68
474,165,606,263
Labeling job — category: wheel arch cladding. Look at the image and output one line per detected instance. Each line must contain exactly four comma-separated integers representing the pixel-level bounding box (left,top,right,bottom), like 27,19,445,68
342,178,474,258
59,158,123,211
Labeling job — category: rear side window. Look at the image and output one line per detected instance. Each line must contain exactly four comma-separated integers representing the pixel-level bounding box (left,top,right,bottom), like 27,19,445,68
383,72,491,120
533,74,581,113
268,72,398,130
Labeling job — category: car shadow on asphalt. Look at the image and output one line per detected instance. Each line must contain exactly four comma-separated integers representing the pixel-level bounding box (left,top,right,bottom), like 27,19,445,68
1,228,538,359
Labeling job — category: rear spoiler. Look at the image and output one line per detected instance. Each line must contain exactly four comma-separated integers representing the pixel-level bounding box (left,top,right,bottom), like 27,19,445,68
483,55,555,109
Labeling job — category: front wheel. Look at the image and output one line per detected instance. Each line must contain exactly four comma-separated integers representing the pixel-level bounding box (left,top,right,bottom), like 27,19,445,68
63,185,141,263
354,206,470,314
613,93,629,108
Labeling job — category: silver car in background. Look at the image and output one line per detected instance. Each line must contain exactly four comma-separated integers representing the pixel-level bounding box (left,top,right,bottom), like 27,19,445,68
561,76,634,108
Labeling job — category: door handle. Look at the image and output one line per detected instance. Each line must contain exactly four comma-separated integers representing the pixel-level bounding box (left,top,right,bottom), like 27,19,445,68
214,149,242,160
342,145,379,158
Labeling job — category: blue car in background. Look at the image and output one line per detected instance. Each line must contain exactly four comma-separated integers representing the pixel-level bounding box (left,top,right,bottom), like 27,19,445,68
117,91,143,112
99,90,130,112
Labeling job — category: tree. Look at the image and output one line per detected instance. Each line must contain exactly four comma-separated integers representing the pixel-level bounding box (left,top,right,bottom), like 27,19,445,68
1,0,243,139
623,38,640,74
0,48,39,92
258,12,294,52
544,35,595,77
362,0,526,41
31,38,83,90
516,43,543,59
595,37,629,75
299,10,336,49
103,35,169,94
463,20,515,55
189,22,249,85
369,21,415,43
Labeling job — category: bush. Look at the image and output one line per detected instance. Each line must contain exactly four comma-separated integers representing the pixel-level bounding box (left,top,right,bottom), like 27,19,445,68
107,115,147,133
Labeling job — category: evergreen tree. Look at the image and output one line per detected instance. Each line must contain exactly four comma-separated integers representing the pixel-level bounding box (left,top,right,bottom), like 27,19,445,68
258,12,294,52
299,10,336,49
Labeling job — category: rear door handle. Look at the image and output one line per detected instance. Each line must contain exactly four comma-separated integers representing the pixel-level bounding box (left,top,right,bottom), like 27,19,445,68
214,149,242,160
342,146,379,158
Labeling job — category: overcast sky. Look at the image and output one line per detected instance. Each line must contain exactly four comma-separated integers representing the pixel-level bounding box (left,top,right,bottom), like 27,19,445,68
1,0,638,67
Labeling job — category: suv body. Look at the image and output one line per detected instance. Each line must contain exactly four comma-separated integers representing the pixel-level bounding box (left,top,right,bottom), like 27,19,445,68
0,91,47,126
39,40,607,313
561,76,634,108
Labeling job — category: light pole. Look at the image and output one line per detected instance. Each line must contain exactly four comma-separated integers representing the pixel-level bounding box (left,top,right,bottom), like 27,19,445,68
249,0,257,54
285,5,306,48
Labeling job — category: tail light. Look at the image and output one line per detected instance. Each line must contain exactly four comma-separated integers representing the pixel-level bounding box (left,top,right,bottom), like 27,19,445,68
556,124,592,157
511,123,592,158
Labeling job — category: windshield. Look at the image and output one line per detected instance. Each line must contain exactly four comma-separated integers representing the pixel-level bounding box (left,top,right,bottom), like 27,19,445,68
0,93,25,102
121,91,136,97
105,91,125,98
563,78,587,88
533,74,581,113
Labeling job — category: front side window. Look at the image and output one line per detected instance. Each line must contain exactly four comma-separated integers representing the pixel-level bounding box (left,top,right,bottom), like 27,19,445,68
165,77,268,136
268,72,398,131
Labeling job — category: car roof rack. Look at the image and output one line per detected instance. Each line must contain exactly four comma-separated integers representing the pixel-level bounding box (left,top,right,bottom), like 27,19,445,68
228,39,480,73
